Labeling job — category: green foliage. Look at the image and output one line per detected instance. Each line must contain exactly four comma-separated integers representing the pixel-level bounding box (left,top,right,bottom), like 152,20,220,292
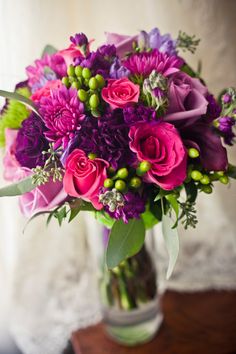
177,31,200,54
0,87,31,146
141,206,159,229
41,44,57,57
106,219,145,269
95,210,115,229
0,176,36,197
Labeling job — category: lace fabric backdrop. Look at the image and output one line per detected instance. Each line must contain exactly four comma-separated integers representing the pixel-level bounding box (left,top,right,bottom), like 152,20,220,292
0,1,236,353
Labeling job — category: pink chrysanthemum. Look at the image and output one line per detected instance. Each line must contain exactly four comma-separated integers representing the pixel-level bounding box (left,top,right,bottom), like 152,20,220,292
123,49,183,78
39,86,85,149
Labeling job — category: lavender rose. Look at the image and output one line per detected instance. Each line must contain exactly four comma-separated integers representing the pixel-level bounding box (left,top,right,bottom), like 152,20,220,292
164,71,209,128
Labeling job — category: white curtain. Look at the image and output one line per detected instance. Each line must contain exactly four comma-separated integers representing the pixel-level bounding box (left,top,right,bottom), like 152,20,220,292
0,1,236,353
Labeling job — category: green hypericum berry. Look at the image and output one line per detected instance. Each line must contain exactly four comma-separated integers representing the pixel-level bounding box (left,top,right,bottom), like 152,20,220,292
78,89,88,102
136,167,145,176
69,76,76,83
88,153,97,160
202,185,213,194
104,178,114,189
67,65,75,77
191,170,203,181
139,161,151,173
89,77,98,90
115,180,126,191
130,177,142,188
89,94,99,108
200,175,210,185
75,65,83,77
216,171,224,177
95,74,105,88
82,67,92,79
188,148,200,158
219,175,229,184
62,76,70,87
71,81,80,90
117,168,129,179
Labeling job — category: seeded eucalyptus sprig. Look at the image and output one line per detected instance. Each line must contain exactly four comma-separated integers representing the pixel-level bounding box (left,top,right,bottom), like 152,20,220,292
179,200,198,229
177,31,200,54
32,144,64,186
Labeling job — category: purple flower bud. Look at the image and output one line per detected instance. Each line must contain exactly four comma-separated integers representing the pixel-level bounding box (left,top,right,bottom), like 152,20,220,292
222,93,232,104
218,116,235,145
70,33,88,47
110,58,130,79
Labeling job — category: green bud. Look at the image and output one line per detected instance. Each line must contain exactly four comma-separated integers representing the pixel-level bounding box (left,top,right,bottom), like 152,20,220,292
188,148,200,159
130,177,142,189
117,168,129,179
216,171,224,177
89,94,99,108
136,167,145,176
219,175,229,184
75,65,83,77
201,185,213,194
69,76,76,83
200,175,210,185
61,76,70,88
88,153,97,160
115,180,126,191
78,89,88,102
71,81,80,90
67,65,75,77
139,161,151,173
88,77,98,90
82,67,92,79
104,178,114,189
191,170,203,181
95,74,105,88
210,172,219,182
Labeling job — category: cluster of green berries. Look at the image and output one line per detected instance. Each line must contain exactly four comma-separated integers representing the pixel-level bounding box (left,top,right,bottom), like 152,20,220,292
102,161,152,192
187,148,229,194
62,65,105,117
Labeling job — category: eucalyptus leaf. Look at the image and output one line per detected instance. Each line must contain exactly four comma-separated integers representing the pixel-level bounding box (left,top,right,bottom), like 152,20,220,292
0,90,41,117
165,194,179,228
162,214,179,280
41,44,58,57
106,218,145,269
0,176,36,197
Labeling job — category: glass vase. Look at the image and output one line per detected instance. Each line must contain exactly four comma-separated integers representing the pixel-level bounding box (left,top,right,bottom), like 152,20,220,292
98,228,163,346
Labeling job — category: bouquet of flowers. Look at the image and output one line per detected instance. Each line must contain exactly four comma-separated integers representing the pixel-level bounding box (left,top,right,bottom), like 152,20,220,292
0,28,236,277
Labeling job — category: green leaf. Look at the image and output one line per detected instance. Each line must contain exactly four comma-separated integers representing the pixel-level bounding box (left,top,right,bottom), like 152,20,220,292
54,206,67,226
165,194,179,228
41,44,57,57
69,205,82,223
0,90,41,117
141,208,159,229
106,218,145,269
227,164,236,179
0,176,36,197
184,181,198,203
95,210,115,229
162,214,179,280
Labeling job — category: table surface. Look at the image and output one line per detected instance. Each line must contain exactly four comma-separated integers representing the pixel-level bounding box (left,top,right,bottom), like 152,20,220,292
70,290,236,354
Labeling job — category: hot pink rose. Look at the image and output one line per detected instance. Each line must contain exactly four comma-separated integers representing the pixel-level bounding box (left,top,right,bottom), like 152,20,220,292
31,80,62,103
102,78,140,109
129,122,187,190
3,128,67,217
63,149,109,209
164,72,209,128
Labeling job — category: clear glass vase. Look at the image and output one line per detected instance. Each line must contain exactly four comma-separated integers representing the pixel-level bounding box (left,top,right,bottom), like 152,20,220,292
98,228,163,346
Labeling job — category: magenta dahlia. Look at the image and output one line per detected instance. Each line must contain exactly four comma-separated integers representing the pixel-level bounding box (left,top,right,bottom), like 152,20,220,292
123,49,183,78
39,86,85,149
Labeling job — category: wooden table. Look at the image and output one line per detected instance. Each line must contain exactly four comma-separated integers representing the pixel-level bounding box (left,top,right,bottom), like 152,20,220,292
70,290,236,354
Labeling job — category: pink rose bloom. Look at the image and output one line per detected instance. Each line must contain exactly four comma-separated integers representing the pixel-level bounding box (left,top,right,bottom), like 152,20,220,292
164,72,209,128
105,32,138,58
31,79,62,103
102,78,140,109
129,122,187,190
3,128,67,217
57,44,83,67
63,149,109,210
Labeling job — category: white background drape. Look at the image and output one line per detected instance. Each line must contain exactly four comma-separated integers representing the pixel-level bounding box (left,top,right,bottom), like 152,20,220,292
0,1,236,353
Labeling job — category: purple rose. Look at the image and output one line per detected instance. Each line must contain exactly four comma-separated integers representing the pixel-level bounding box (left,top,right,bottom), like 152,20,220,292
164,72,209,128
105,32,138,58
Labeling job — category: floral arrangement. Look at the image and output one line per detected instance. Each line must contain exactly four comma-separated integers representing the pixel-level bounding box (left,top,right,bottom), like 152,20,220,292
0,28,235,277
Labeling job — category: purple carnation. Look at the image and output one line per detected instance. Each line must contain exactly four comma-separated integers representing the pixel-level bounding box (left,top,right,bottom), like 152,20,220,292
15,113,49,168
26,54,66,93
70,33,88,47
218,116,235,145
123,104,157,125
105,192,146,223
123,49,183,78
138,28,177,56
39,86,85,149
